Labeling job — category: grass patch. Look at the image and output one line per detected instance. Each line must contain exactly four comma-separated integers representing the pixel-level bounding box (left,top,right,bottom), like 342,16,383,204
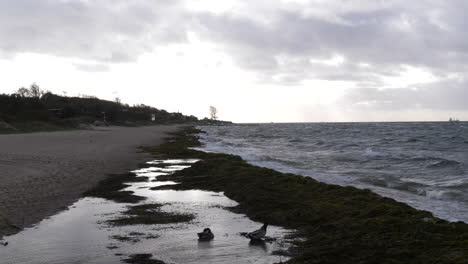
142,127,468,264
107,203,195,226
83,173,147,203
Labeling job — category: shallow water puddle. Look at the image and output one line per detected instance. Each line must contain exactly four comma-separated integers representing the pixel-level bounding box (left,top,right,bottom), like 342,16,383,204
0,198,125,264
0,158,292,264
132,167,185,174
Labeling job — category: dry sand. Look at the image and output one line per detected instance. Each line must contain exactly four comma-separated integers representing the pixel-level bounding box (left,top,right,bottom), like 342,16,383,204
0,125,182,238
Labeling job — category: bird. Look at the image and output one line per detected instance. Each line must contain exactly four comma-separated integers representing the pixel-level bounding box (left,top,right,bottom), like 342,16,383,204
247,223,268,240
197,228,214,240
1,241,8,246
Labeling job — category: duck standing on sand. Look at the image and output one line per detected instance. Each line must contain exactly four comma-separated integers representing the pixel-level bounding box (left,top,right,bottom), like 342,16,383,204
197,228,214,240
247,223,268,240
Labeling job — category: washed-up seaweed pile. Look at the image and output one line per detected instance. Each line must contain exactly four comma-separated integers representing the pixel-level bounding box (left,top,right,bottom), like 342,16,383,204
142,127,468,264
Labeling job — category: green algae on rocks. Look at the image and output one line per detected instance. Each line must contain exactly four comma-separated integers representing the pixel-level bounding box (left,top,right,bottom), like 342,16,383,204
143,127,468,264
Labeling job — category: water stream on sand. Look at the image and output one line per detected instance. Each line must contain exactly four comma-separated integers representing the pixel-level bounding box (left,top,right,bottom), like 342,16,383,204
0,159,292,264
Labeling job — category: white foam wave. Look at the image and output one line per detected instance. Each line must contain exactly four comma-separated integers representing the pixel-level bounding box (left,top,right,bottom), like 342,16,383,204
363,148,387,157
196,124,468,223
425,190,452,200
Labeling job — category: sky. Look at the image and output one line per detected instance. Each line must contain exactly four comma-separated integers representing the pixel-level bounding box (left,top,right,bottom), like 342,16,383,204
0,0,467,123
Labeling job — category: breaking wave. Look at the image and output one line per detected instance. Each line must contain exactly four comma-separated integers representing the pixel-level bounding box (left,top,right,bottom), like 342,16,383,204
197,122,468,222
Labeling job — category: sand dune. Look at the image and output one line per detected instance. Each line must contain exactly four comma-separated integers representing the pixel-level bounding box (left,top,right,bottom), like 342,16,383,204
0,125,181,237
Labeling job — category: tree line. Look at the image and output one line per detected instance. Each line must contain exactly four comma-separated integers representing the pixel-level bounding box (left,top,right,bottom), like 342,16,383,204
0,84,198,126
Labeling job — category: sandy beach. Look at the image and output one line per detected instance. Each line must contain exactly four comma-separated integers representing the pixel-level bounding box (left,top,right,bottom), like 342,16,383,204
0,125,181,238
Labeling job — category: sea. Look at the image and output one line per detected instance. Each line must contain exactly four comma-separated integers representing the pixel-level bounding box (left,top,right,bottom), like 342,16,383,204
197,122,468,223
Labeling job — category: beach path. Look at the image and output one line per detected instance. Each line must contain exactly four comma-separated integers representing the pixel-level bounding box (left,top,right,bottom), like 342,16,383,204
0,125,181,237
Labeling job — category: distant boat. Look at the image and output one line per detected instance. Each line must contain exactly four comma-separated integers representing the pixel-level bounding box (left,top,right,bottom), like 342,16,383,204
449,117,460,123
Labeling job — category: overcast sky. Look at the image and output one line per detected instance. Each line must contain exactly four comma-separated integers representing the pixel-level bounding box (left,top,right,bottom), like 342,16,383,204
1,0,467,122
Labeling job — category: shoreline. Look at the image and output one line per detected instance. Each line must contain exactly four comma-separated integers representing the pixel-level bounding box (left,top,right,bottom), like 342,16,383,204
0,125,183,239
143,127,468,263
2,126,467,263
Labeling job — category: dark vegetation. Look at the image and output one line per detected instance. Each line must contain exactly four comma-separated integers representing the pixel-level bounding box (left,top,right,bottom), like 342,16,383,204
83,173,148,204
123,254,166,264
0,84,198,133
0,216,21,238
111,235,142,243
142,127,468,264
84,163,193,228
107,203,194,226
111,232,159,243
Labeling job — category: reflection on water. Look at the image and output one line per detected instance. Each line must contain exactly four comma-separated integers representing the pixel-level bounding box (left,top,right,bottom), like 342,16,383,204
249,239,268,251
147,159,200,165
0,159,292,264
0,198,125,264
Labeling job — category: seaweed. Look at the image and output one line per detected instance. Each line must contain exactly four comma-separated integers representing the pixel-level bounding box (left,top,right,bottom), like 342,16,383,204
0,215,21,239
83,173,147,203
110,231,160,243
111,235,141,243
142,127,468,264
107,203,195,226
122,254,166,264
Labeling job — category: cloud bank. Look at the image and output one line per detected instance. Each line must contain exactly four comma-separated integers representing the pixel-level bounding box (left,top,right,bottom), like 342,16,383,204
1,0,467,117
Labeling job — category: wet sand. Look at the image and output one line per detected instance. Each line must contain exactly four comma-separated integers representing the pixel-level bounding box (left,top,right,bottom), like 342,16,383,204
0,158,291,264
0,125,182,238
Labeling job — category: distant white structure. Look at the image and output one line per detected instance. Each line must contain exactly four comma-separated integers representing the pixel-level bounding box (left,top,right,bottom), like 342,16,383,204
151,114,156,122
209,106,218,120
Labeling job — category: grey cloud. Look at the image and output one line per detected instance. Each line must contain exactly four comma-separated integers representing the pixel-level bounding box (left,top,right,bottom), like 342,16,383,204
73,63,109,72
0,0,187,62
192,1,468,84
340,80,468,111
2,0,468,88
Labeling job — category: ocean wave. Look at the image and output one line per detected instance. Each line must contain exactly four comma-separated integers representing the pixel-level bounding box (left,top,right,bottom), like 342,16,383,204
363,148,387,158
315,140,325,146
288,138,304,143
331,154,362,162
427,159,460,168
359,176,430,193
423,190,463,201
360,177,462,201
197,123,468,222
410,156,439,162
261,155,302,167
441,180,468,189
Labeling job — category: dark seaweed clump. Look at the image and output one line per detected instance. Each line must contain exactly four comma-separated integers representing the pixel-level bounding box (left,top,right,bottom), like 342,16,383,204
110,232,159,244
83,173,148,203
144,127,468,264
111,235,141,243
123,254,166,264
0,216,21,238
107,203,194,226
